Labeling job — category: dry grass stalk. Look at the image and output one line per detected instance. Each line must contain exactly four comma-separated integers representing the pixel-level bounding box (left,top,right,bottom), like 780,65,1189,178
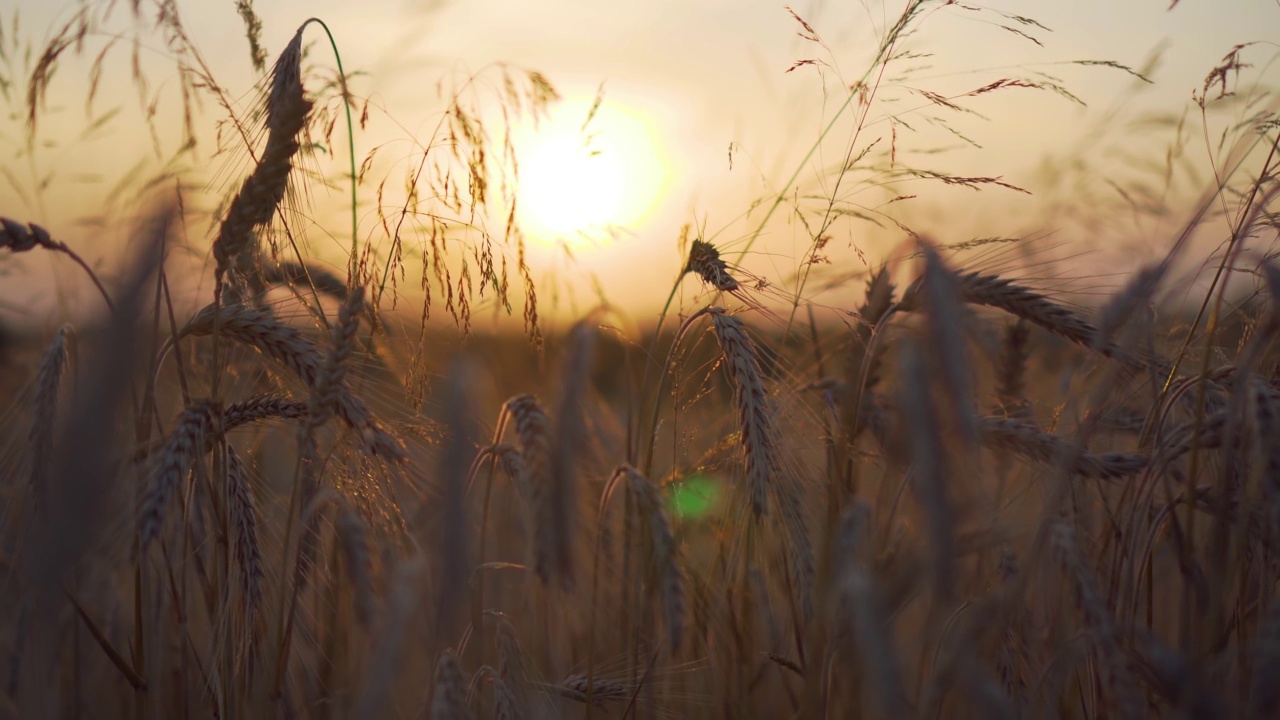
427,649,473,720
224,445,263,620
710,310,776,518
619,464,686,651
213,27,312,293
29,324,71,504
685,239,738,291
138,400,220,551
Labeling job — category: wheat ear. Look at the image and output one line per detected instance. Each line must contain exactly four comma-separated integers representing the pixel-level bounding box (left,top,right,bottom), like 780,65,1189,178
502,395,556,585
138,401,220,551
904,270,1151,370
179,303,403,459
426,649,472,720
1,218,115,313
709,310,775,518
213,28,312,294
618,464,685,652
336,501,376,628
29,324,72,506
979,417,1148,480
843,266,895,443
224,445,263,620
685,239,739,291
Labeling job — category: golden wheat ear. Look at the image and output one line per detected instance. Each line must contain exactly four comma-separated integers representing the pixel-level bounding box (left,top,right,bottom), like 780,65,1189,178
213,26,312,297
709,310,776,519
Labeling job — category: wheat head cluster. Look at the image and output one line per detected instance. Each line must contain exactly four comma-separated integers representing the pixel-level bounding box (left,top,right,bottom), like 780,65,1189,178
2,2,1280,719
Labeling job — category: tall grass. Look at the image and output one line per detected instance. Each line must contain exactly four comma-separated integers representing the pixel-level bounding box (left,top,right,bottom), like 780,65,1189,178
1,1,1279,719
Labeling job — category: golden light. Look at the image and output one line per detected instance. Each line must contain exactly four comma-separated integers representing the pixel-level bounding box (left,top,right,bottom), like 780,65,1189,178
514,96,668,247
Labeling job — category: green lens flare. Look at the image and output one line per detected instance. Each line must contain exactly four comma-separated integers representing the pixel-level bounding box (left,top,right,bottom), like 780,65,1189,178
671,475,719,518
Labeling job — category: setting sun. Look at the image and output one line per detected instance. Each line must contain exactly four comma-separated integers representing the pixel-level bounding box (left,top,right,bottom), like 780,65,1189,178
514,96,667,246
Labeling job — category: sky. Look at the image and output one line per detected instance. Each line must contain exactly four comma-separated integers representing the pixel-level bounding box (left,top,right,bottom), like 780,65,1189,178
1,0,1277,329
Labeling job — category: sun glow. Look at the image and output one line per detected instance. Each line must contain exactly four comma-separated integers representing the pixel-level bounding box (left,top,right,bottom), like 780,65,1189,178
514,96,668,247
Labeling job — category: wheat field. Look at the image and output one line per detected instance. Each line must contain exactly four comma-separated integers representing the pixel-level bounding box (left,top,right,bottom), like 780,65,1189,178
2,2,1279,719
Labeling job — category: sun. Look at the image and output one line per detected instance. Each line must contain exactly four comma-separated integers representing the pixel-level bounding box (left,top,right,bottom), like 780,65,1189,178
514,96,667,246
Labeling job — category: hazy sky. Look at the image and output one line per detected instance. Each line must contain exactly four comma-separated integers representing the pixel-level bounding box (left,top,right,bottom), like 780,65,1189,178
2,0,1277,327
